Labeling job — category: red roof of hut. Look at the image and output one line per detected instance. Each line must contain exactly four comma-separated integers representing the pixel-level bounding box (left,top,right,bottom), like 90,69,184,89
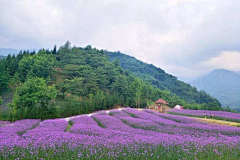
155,99,169,104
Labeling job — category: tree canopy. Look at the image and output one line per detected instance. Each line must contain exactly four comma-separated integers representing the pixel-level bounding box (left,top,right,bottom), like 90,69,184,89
11,77,57,119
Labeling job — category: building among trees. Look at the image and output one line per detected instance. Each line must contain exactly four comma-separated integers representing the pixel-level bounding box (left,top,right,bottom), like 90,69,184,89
150,98,169,112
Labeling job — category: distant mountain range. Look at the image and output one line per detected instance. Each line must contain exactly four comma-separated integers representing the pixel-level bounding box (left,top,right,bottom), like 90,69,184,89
0,48,19,56
235,71,240,75
190,69,240,109
0,55,6,59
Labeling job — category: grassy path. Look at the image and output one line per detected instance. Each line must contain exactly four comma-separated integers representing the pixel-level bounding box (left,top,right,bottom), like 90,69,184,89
167,112,240,127
194,117,240,127
168,112,240,123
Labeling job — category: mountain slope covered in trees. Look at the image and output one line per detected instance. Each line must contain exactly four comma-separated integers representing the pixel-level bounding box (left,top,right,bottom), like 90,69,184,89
190,69,240,110
0,42,223,121
106,51,219,106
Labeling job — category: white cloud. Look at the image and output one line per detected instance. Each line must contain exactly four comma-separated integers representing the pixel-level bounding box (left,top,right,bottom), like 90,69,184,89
201,51,240,71
167,51,240,81
0,0,240,80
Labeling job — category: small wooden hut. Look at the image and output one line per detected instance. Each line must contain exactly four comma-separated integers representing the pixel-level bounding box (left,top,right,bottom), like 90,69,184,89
151,99,169,112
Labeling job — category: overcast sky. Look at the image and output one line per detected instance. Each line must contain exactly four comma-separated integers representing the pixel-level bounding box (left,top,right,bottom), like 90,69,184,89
1,0,240,81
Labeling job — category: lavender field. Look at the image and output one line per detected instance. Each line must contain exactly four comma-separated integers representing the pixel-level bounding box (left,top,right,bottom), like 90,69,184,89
0,108,240,160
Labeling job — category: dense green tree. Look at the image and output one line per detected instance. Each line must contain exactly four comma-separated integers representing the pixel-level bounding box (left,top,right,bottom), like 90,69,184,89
111,74,129,97
17,50,56,82
0,96,3,105
11,77,58,119
57,41,71,63
62,77,84,96
130,78,143,108
0,70,10,92
93,90,106,110
52,45,57,55
168,95,185,107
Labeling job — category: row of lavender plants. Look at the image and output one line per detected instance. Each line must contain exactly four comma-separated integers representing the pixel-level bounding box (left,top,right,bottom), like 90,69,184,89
0,108,239,159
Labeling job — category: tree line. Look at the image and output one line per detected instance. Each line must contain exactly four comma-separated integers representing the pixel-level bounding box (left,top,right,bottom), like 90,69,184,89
0,42,226,121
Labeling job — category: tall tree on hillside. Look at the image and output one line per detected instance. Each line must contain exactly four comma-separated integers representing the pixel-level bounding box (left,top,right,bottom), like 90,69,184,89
93,90,106,110
0,70,10,92
62,77,85,96
17,50,56,82
111,74,128,97
0,96,3,105
52,45,57,55
88,93,94,112
130,78,143,108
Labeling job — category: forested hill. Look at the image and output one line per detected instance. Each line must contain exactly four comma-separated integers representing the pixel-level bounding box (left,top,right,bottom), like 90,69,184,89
0,42,222,120
106,51,220,106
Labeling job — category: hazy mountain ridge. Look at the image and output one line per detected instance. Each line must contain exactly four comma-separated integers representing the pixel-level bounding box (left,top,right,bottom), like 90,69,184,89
235,71,240,75
0,48,19,56
190,69,240,109
0,55,6,59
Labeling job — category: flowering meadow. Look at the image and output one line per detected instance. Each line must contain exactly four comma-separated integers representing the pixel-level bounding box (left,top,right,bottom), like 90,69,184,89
0,108,240,159
168,109,240,122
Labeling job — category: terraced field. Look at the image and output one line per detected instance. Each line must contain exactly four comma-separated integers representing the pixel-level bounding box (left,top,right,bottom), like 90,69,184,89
0,108,240,159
